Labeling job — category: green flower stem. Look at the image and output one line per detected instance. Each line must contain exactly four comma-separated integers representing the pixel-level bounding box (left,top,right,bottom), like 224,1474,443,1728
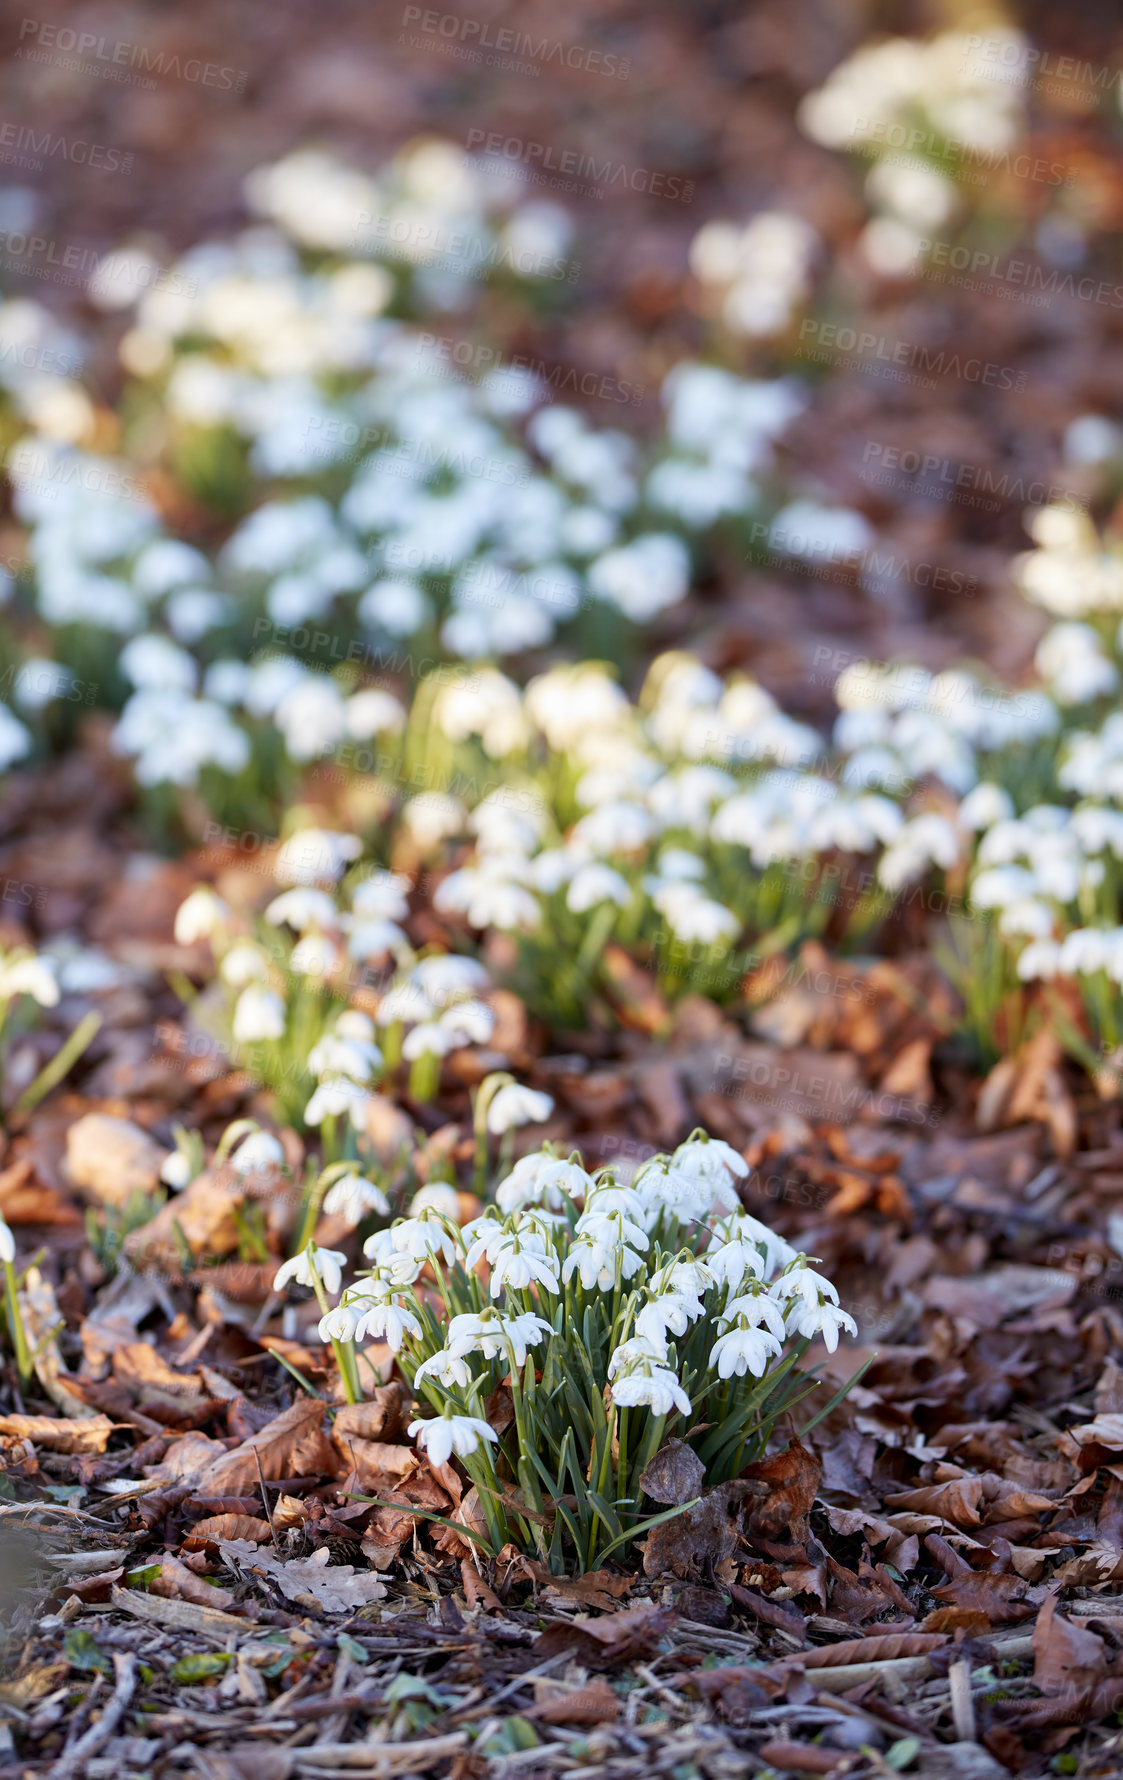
574,902,617,984
13,1010,102,1118
307,1249,360,1406
408,1051,441,1103
3,1260,32,1384
472,1071,513,1195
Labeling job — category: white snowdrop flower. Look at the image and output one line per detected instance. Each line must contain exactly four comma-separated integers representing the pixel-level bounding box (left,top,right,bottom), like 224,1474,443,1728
0,950,58,1008
571,800,656,856
160,1150,192,1190
607,1337,670,1378
414,1347,477,1389
348,1292,421,1350
636,1293,701,1345
562,1227,646,1293
174,886,230,946
1059,928,1111,976
714,1213,798,1279
959,783,1015,832
275,675,348,761
323,1173,390,1224
351,871,411,922
705,1239,767,1292
361,1229,424,1288
487,1084,555,1134
998,898,1056,940
412,954,490,1007
610,1363,692,1418
409,1184,462,1223
265,887,339,931
388,1212,460,1267
273,1243,348,1297
719,1291,789,1341
446,1310,553,1366
1017,939,1061,982
402,1020,453,1061
784,1299,858,1352
230,1131,285,1175
566,863,633,914
633,1156,713,1223
488,1234,561,1297
588,534,691,621
346,688,408,738
307,1032,382,1082
408,1413,499,1468
211,947,263,1002
672,1138,749,1208
275,829,361,887
345,917,409,962
709,1324,784,1379
662,892,741,946
439,999,494,1047
120,633,197,692
359,577,431,637
318,1302,362,1343
401,793,467,847
878,813,961,892
0,1216,15,1264
203,660,251,705
1035,622,1119,705
771,1263,839,1311
0,705,31,770
496,1153,592,1213
305,1076,371,1127
462,1213,509,1270
232,984,286,1043
290,932,342,978
530,850,579,894
575,1208,649,1251
467,879,541,932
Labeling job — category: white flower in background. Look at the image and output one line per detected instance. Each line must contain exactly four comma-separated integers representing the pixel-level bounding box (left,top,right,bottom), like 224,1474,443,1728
351,871,412,922
305,1075,371,1126
408,1412,499,1468
1017,938,1061,982
402,1020,453,1061
230,1131,286,1175
220,942,271,987
160,1150,192,1190
439,999,494,1047
566,863,632,914
273,1243,348,1297
275,828,362,886
0,1215,15,1263
232,985,286,1042
1035,622,1119,705
265,887,339,931
174,886,230,945
958,783,1015,832
0,704,32,771
496,1153,593,1213
308,1029,382,1082
487,1084,555,1134
322,1172,390,1223
771,1262,840,1312
0,950,59,1007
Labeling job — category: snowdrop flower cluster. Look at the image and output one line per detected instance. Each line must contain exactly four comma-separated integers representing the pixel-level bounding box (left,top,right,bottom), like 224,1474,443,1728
799,29,1026,275
689,213,818,340
292,1126,853,1567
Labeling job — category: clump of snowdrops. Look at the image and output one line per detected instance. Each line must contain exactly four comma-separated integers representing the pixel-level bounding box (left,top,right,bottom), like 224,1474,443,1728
285,1129,857,1572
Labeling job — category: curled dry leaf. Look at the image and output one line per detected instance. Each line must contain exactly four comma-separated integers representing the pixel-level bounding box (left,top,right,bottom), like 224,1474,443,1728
184,1513,274,1547
0,1413,115,1453
640,1438,705,1506
195,1395,334,1495
534,1603,677,1667
217,1539,387,1612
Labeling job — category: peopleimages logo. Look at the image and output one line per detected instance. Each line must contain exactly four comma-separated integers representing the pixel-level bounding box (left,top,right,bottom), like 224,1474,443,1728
796,319,1026,392
16,20,247,90
466,130,694,203
399,9,630,80
0,122,131,174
